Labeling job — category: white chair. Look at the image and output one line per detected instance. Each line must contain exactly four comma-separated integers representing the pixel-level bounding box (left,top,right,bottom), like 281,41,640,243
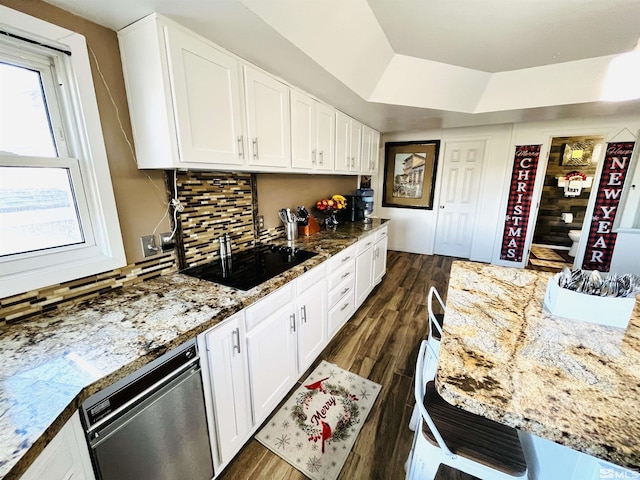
406,340,528,480
409,286,447,432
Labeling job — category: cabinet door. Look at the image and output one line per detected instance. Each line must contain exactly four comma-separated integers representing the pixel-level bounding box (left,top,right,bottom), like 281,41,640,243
291,90,316,169
296,281,327,372
370,129,381,175
373,235,388,285
355,243,374,308
316,102,335,171
205,314,252,464
21,412,95,480
246,302,297,423
349,118,363,172
244,66,291,168
334,111,351,172
165,25,246,166
360,125,373,174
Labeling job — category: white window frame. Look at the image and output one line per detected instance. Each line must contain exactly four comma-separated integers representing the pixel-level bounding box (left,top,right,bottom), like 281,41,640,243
0,6,125,298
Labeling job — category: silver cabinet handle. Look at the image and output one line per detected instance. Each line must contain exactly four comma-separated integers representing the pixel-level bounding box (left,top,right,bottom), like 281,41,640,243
342,255,351,263
341,271,351,279
237,136,244,159
232,327,241,354
365,242,372,247
340,287,350,296
252,138,259,160
340,302,349,311
319,150,324,165
290,313,296,332
301,305,307,324
312,149,316,166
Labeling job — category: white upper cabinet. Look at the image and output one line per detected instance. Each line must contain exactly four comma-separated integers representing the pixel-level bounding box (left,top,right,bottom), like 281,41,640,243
290,89,317,170
291,90,335,172
335,111,363,173
118,14,378,174
371,129,381,175
118,15,246,169
244,66,291,169
316,102,336,171
335,111,351,172
360,125,380,174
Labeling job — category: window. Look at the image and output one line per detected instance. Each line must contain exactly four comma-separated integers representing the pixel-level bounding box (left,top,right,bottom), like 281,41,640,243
0,6,125,297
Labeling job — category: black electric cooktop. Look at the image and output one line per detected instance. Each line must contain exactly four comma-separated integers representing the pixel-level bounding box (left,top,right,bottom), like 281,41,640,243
181,244,317,291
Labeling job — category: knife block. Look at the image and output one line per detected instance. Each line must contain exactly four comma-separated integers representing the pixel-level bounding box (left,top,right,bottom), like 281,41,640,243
298,215,321,236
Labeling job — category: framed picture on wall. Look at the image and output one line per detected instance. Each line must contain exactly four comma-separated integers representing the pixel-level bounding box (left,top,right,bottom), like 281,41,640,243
382,140,440,209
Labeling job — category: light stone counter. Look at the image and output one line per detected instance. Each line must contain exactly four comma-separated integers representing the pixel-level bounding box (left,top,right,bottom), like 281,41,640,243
437,261,640,471
0,219,389,479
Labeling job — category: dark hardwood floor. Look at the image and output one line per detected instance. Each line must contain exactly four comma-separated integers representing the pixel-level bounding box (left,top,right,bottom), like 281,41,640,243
218,251,475,480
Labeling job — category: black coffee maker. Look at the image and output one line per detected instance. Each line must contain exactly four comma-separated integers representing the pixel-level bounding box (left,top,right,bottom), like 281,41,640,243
336,195,365,222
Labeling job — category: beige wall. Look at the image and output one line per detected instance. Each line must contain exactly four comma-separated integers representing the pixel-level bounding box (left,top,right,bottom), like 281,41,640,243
256,174,358,229
0,0,170,264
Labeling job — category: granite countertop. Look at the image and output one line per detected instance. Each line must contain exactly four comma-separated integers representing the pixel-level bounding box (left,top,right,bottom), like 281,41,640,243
0,219,389,480
436,261,640,471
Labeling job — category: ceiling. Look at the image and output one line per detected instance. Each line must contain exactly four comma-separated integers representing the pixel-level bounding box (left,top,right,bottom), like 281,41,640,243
41,0,640,132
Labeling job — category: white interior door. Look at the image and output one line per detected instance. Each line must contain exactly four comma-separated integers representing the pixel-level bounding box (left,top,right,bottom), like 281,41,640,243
434,141,485,257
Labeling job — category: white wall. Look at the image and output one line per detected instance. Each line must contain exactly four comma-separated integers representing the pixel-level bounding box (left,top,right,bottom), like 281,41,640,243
376,113,640,272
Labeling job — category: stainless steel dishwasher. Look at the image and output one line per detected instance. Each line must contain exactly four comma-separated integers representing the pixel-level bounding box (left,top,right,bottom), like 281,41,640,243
81,339,214,480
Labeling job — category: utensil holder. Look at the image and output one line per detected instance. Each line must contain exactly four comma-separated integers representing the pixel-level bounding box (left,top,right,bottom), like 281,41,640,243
285,222,298,241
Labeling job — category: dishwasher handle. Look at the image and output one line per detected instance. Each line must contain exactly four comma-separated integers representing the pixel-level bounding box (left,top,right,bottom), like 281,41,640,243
87,356,199,437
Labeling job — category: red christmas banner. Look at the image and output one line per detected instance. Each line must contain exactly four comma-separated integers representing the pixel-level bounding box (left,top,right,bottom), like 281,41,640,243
500,145,541,262
581,141,635,272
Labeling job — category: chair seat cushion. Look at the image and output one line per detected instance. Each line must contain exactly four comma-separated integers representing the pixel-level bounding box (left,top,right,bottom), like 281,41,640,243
422,381,527,476
431,313,444,340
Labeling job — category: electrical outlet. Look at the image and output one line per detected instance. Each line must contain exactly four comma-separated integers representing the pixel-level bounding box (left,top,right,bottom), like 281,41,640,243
141,235,158,257
257,215,265,230
158,232,175,252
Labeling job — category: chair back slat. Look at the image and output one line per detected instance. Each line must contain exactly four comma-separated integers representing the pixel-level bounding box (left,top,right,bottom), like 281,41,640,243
427,286,445,339
414,339,455,458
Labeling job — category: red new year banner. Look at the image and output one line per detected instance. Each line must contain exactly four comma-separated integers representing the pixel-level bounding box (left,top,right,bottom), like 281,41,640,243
581,141,635,272
500,145,541,262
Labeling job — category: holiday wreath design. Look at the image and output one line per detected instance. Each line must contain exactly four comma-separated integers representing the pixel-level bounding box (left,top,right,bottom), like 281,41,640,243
291,377,361,453
255,361,381,480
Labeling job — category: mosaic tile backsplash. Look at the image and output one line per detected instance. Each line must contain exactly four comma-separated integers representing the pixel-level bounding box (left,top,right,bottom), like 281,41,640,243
174,171,256,268
0,253,177,325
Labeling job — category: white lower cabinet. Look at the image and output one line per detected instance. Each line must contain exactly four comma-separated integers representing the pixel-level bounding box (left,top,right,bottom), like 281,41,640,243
295,265,328,373
245,284,297,424
20,412,95,480
200,311,252,469
196,226,386,477
355,238,375,308
373,226,388,285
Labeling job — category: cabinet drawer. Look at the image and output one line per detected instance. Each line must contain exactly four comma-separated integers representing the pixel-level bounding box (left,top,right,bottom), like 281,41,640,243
328,275,355,310
328,260,354,291
375,226,388,242
356,236,375,255
328,290,355,336
296,263,326,294
327,244,357,273
245,283,294,331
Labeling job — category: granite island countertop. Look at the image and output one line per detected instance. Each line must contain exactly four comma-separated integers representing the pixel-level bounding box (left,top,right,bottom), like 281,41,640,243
0,219,389,479
436,261,640,471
